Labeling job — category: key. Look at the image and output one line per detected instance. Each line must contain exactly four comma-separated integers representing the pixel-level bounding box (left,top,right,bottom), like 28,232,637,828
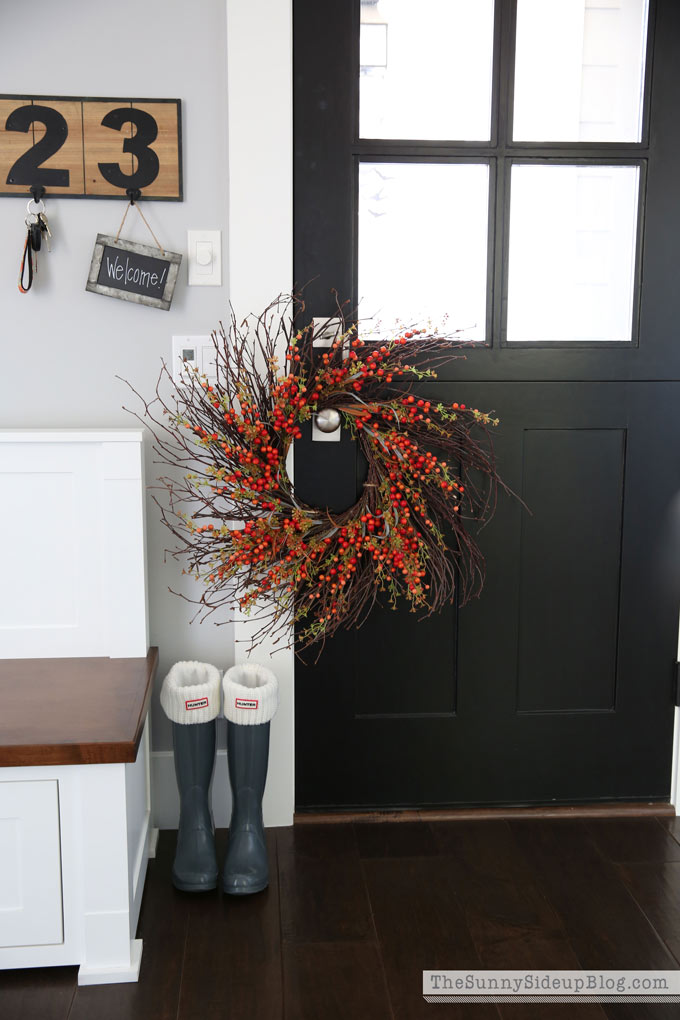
30,220,41,252
38,212,52,252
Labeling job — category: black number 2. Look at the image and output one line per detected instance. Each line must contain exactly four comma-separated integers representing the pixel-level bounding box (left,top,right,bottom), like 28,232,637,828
98,108,160,190
5,105,70,187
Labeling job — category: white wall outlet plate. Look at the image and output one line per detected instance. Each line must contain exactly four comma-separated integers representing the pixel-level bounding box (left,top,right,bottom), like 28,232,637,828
187,230,222,286
171,336,218,385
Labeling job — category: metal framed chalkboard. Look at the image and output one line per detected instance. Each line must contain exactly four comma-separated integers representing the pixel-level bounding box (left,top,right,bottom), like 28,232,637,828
86,234,182,310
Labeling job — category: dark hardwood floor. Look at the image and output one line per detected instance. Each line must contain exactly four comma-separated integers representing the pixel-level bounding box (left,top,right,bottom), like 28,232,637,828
4,816,680,1019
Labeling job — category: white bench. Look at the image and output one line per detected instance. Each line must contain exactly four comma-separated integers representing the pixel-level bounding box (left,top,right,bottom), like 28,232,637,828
0,430,155,985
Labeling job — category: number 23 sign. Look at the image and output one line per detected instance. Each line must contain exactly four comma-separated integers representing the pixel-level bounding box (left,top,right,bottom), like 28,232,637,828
0,95,182,200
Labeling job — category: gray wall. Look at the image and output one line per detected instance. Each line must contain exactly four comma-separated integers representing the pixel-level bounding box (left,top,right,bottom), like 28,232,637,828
0,0,233,753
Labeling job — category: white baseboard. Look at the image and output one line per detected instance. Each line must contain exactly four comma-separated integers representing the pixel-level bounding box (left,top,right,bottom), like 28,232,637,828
147,827,159,859
150,749,293,829
77,939,143,986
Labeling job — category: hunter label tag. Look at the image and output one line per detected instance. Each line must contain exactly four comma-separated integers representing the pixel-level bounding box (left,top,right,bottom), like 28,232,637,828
235,697,259,710
185,697,209,711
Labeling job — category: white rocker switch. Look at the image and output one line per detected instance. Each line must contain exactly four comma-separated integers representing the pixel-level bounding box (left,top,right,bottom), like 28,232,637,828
188,230,221,286
195,242,213,273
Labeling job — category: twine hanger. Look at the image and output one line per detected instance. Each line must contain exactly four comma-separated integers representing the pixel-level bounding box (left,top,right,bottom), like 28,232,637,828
115,189,166,255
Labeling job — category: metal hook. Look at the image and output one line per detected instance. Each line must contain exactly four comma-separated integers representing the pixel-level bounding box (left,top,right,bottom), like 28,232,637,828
126,188,142,205
30,185,45,204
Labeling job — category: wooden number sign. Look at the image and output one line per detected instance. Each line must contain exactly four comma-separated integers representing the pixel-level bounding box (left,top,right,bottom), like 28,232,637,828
0,95,182,200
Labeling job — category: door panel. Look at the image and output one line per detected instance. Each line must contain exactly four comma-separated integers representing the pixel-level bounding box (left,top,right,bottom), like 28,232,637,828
353,599,458,718
515,427,625,713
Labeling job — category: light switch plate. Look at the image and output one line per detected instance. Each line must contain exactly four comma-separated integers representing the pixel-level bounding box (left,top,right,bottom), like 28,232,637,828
171,336,217,384
187,230,222,286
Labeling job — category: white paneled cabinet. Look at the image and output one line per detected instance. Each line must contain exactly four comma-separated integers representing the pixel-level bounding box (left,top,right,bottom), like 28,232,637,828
0,781,63,949
0,731,153,984
0,430,148,659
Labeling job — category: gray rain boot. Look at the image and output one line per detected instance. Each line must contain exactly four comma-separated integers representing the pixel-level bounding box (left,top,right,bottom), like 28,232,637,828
221,664,279,895
160,661,222,892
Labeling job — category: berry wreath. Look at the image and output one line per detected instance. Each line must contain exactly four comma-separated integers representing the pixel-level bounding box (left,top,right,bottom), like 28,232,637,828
127,294,507,657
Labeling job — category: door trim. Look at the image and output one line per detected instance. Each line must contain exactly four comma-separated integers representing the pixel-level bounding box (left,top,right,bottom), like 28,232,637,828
227,0,295,828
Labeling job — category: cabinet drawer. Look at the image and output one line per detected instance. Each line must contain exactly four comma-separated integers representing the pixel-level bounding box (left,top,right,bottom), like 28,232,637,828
0,780,63,947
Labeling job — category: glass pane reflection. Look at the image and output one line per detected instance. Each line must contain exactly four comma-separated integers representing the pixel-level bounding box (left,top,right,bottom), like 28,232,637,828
358,162,489,339
360,0,495,141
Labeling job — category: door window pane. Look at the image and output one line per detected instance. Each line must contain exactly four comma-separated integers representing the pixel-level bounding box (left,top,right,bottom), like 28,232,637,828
507,165,640,342
359,0,495,141
358,162,489,339
513,0,649,142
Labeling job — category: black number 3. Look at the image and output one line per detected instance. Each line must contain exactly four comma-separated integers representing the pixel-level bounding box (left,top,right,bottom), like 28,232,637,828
98,108,160,190
5,105,70,187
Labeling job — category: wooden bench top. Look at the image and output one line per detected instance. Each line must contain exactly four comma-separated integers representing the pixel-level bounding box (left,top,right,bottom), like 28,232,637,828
0,648,158,767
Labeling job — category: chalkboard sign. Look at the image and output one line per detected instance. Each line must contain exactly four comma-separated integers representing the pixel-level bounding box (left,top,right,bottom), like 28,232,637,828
86,233,182,310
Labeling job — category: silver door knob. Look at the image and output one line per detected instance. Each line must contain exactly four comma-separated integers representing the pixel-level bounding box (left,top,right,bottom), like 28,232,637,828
315,408,341,434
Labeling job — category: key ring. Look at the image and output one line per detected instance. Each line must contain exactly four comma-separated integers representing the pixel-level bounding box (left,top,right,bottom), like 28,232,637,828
26,197,45,216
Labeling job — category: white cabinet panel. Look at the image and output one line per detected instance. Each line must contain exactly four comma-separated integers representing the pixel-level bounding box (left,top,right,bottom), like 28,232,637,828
0,430,148,659
0,781,63,948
